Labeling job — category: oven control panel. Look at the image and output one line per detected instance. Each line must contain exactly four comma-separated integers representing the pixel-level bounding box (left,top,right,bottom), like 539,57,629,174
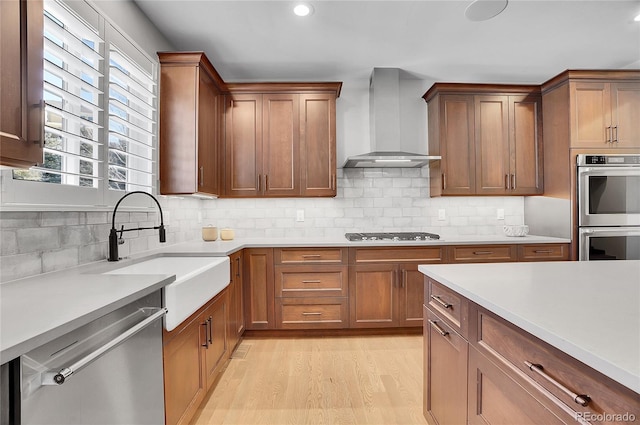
579,154,640,166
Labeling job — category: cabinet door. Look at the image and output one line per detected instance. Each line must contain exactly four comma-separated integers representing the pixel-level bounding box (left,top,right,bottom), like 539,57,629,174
397,265,424,327
611,82,640,147
224,94,262,196
227,251,244,350
510,95,543,195
424,307,468,425
197,69,221,195
468,346,566,425
163,317,206,425
243,248,275,329
349,264,397,328
262,93,299,196
300,93,337,196
202,293,228,390
439,95,476,195
570,82,612,148
0,0,44,167
475,95,510,195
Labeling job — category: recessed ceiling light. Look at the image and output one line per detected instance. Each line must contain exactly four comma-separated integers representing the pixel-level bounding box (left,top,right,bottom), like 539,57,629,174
293,3,313,17
465,0,508,22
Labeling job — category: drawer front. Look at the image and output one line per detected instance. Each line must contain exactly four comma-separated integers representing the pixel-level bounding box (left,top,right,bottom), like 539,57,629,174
276,248,347,264
426,278,468,338
473,306,640,422
518,244,569,261
275,265,348,297
450,245,516,263
351,247,444,264
276,297,348,329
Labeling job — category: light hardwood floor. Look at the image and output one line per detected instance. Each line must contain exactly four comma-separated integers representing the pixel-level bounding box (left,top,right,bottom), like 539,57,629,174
190,335,428,425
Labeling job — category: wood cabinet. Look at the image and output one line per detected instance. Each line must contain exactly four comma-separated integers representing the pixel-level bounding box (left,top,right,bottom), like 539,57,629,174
163,290,228,425
158,52,226,197
223,83,341,198
243,248,275,329
423,277,640,425
0,0,44,168
349,247,444,328
227,250,244,351
423,84,543,197
449,244,517,263
274,247,348,329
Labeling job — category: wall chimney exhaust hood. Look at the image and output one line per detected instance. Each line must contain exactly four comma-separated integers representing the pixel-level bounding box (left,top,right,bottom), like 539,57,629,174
343,68,440,168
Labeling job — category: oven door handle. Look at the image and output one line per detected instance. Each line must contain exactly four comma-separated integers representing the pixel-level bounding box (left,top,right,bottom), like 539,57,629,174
41,307,167,386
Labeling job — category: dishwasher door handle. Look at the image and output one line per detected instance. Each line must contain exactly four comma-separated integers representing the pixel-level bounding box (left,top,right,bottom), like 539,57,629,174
42,307,168,386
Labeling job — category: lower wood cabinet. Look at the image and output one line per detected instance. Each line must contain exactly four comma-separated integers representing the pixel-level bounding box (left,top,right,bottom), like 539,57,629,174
227,250,244,351
163,290,228,425
243,248,275,329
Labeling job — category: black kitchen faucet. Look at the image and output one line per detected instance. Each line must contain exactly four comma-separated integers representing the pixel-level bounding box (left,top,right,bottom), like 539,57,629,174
108,191,166,261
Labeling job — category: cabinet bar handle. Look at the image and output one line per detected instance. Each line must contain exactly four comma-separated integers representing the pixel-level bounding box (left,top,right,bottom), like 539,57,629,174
511,174,516,190
302,280,321,284
613,126,618,143
302,312,322,316
199,167,204,187
442,173,446,190
235,257,241,277
533,250,553,254
257,175,261,192
201,321,209,348
524,361,591,407
428,320,449,337
207,316,213,345
430,294,452,309
606,126,612,143
301,254,321,259
505,174,510,190
473,251,494,255
265,174,269,190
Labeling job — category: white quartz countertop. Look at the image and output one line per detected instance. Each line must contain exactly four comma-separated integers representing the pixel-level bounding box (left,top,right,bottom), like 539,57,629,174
419,260,640,394
0,233,569,363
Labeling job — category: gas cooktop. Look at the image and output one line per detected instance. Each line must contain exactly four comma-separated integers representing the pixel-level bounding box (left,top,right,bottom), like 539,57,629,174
345,232,440,242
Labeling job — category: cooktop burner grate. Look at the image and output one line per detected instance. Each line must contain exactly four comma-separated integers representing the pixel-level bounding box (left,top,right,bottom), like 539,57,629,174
345,232,440,241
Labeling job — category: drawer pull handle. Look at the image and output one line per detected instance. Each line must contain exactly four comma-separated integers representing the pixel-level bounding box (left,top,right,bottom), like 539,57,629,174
473,251,493,255
524,361,591,407
430,295,452,309
533,250,553,254
301,255,322,259
302,312,322,316
428,320,449,337
302,280,322,284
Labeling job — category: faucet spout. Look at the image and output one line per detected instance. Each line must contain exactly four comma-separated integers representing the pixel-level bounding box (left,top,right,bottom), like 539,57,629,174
108,191,166,262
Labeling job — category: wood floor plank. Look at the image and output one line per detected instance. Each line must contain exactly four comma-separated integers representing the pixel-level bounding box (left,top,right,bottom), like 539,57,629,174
190,335,428,425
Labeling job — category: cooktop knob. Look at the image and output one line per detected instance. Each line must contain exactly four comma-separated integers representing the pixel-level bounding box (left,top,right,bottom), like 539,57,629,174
392,236,400,241
370,236,378,240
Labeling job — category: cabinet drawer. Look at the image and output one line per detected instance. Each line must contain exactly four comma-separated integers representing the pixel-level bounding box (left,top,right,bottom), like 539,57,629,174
351,247,444,264
275,248,347,264
518,244,569,261
449,245,516,263
276,297,348,329
425,278,468,338
275,265,348,297
472,306,640,422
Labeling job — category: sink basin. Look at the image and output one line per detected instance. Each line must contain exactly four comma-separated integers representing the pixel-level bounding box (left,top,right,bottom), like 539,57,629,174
104,256,230,331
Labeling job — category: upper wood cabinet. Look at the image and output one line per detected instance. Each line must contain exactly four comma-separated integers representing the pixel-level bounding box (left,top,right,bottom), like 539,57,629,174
224,83,341,198
423,84,543,197
158,52,226,197
0,0,44,168
564,77,640,148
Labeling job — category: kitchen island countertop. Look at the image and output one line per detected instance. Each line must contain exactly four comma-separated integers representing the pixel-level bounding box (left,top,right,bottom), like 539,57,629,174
419,260,640,394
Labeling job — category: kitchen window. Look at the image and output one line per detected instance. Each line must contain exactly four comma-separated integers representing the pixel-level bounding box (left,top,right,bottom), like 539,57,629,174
2,0,157,209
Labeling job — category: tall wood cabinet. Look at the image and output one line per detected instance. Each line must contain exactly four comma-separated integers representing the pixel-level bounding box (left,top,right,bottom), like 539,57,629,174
158,52,226,197
423,84,543,197
224,83,341,197
0,0,44,167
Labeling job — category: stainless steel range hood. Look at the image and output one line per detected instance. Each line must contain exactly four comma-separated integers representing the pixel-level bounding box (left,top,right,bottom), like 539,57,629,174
343,68,440,168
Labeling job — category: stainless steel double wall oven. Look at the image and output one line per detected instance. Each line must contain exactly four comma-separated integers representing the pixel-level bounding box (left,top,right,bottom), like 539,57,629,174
577,154,640,261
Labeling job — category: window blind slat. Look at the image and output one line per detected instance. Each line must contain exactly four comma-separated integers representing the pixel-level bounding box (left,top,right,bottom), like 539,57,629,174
44,13,103,66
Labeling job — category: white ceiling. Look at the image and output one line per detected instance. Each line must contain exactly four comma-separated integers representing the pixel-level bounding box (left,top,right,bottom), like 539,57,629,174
133,0,640,84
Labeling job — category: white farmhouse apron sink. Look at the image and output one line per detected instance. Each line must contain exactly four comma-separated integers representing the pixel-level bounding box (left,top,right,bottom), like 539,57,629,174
104,256,230,331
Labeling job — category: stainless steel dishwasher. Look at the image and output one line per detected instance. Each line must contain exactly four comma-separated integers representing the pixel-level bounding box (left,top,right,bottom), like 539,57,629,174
11,290,166,425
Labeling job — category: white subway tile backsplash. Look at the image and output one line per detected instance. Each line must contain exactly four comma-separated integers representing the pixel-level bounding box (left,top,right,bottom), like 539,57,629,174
42,247,79,273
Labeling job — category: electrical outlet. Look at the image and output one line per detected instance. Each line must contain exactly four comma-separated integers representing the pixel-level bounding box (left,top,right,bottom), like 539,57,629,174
497,209,505,220
438,209,446,221
296,209,305,222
